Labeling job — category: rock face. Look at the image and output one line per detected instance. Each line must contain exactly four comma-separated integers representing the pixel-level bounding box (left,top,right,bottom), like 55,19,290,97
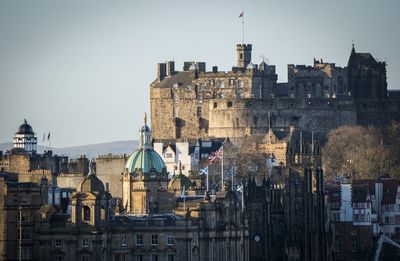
150,44,399,141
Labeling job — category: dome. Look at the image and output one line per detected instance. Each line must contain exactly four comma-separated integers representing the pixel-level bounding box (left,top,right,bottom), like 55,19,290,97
125,112,166,174
168,173,193,190
17,120,34,135
125,148,165,174
77,174,105,194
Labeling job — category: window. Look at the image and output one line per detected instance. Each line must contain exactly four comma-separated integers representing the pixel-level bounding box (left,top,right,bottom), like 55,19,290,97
197,106,202,117
218,80,224,88
54,255,63,261
167,235,174,245
136,235,143,245
227,101,233,108
209,79,215,86
55,239,62,247
82,239,89,248
18,229,30,240
238,80,244,88
81,256,89,261
18,211,30,222
21,248,30,260
133,254,143,261
213,102,217,109
334,239,340,252
229,79,235,85
83,206,90,222
121,235,127,247
151,254,158,261
167,254,174,261
351,241,357,252
151,235,158,245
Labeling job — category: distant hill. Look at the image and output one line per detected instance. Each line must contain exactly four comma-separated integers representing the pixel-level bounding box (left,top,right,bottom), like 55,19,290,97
0,140,138,159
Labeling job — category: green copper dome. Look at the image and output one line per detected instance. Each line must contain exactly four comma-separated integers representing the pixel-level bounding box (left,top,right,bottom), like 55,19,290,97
125,148,165,174
125,112,166,174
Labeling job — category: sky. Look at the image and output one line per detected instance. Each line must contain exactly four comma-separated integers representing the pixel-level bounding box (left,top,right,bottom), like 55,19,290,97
1,0,399,147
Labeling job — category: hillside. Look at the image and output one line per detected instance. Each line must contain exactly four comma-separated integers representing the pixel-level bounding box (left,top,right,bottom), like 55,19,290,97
0,140,138,159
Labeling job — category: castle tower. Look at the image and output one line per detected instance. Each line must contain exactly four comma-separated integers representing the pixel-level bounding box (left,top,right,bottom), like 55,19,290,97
236,44,252,68
13,119,37,153
122,113,172,215
347,44,387,99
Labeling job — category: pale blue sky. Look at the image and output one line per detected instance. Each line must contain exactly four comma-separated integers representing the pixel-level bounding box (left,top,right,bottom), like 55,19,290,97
1,0,399,147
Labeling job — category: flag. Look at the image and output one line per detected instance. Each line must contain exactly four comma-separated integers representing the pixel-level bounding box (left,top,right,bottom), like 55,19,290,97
227,166,236,177
239,11,244,18
237,184,243,193
199,166,208,175
266,154,279,172
47,132,51,141
42,133,45,142
180,185,186,199
208,146,223,164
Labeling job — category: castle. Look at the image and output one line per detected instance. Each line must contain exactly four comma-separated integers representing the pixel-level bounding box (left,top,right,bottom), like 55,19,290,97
150,43,400,144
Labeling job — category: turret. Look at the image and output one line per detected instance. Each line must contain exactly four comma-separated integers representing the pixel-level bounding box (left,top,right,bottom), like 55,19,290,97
236,44,252,68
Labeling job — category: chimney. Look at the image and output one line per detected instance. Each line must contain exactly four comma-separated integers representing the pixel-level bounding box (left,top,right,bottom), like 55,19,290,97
183,62,192,71
157,63,166,81
198,62,206,73
212,66,218,73
167,61,175,76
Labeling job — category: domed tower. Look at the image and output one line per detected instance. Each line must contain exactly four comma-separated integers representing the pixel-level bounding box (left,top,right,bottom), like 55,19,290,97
70,161,111,229
13,119,37,153
122,113,172,215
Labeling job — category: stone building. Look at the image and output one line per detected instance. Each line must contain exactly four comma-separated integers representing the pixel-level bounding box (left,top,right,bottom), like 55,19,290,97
245,167,332,261
122,114,173,215
288,59,348,98
32,118,249,261
150,43,400,145
0,171,48,260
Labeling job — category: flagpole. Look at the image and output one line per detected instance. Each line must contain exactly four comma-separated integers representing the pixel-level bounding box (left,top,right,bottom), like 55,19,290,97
242,10,245,45
206,165,209,192
231,166,234,191
221,142,224,191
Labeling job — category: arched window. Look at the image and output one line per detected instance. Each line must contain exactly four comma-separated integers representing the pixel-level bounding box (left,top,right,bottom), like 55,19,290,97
101,206,106,221
227,101,233,108
83,206,90,222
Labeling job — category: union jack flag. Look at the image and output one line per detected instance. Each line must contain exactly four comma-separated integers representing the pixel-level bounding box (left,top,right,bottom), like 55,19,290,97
208,146,223,164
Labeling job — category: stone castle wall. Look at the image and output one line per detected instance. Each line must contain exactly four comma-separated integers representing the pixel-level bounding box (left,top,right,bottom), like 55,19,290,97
208,98,357,138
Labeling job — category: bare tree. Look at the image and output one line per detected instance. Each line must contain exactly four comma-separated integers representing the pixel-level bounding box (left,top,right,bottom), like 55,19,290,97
322,125,400,179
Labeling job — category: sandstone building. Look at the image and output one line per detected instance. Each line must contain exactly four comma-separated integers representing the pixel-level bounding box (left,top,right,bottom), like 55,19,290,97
150,43,400,146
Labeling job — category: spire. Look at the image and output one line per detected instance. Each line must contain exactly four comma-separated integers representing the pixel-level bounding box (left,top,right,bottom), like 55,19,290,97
139,112,152,149
351,41,355,55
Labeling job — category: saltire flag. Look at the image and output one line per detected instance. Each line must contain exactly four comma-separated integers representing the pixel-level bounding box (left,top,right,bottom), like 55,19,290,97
266,154,279,168
47,132,51,141
239,11,244,18
237,183,243,193
199,166,208,175
180,185,186,199
227,166,236,177
208,146,223,164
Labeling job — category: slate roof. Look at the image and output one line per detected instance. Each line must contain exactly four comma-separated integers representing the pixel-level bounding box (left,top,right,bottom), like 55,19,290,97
157,71,194,88
382,179,400,205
